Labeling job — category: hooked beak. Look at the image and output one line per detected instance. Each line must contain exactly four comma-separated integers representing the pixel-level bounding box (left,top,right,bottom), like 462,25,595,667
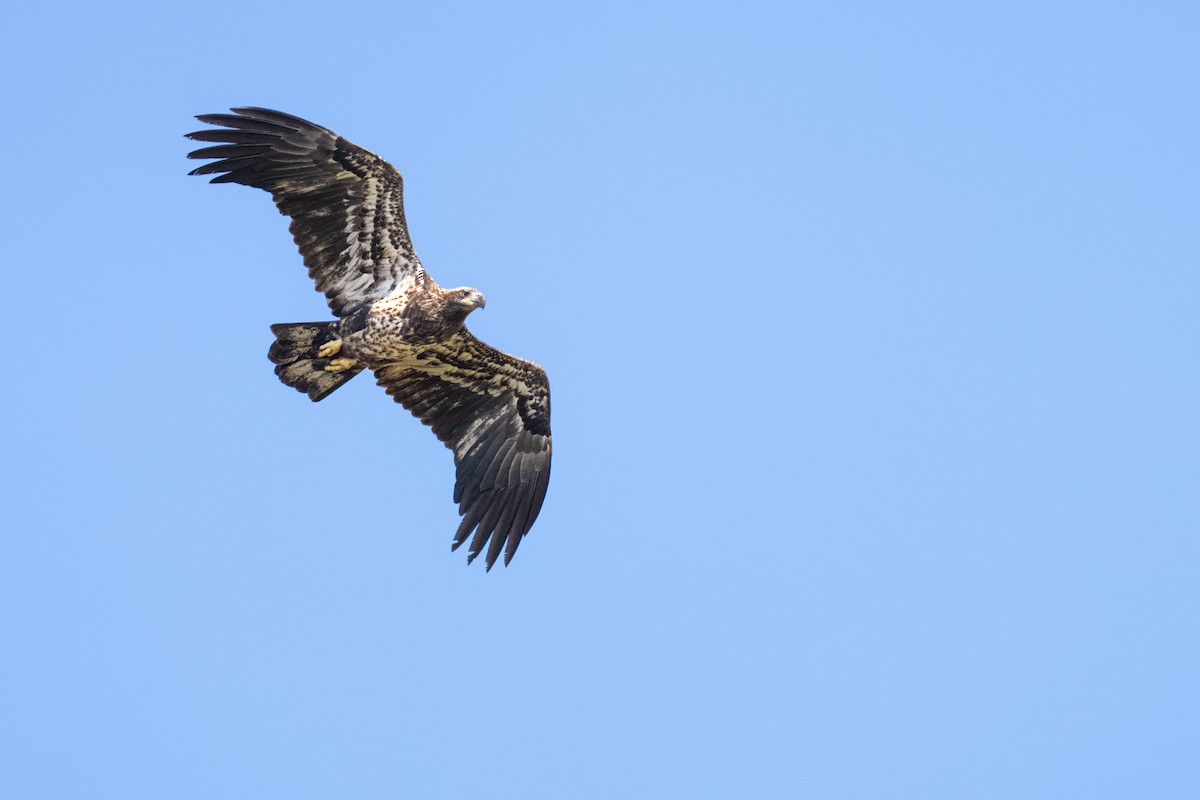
474,294,487,310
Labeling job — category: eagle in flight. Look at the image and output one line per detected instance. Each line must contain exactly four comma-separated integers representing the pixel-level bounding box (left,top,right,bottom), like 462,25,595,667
186,107,551,570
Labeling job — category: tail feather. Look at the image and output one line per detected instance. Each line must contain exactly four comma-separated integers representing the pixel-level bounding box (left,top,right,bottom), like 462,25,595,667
268,322,362,401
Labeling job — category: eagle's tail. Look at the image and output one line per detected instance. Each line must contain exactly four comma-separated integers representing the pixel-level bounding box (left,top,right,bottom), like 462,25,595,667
268,322,363,402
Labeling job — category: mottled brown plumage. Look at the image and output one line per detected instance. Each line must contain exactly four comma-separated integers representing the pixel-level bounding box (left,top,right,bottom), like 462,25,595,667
187,107,552,569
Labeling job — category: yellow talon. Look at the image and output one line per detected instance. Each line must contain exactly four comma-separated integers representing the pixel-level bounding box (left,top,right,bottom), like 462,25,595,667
324,358,357,373
317,339,343,358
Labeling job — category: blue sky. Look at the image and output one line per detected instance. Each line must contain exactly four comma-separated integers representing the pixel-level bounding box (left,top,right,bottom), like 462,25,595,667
1,1,1197,797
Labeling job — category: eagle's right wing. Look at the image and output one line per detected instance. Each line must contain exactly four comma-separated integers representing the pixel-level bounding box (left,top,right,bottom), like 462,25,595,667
373,331,552,570
186,107,421,317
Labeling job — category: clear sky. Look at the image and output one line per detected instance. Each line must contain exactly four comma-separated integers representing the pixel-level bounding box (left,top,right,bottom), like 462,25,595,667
1,1,1197,797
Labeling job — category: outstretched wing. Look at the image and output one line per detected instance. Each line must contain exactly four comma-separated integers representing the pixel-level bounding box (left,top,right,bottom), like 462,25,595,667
374,332,552,570
186,107,421,317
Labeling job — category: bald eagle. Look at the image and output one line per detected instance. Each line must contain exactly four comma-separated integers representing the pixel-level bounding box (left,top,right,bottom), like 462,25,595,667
186,107,551,570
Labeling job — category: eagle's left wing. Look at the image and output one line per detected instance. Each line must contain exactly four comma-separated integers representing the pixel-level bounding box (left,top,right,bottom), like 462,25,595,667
374,332,552,569
186,107,421,317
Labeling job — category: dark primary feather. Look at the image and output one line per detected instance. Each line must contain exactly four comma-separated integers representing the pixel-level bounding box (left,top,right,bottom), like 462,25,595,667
373,332,552,570
186,107,422,317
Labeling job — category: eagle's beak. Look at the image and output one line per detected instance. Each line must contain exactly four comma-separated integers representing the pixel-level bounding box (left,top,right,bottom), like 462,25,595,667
475,294,487,309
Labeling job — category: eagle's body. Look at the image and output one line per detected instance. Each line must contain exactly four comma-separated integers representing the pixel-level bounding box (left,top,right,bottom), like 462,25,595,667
187,108,551,569
343,274,480,357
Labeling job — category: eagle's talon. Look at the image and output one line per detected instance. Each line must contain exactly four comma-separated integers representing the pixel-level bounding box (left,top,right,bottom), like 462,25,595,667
324,358,358,373
317,339,343,358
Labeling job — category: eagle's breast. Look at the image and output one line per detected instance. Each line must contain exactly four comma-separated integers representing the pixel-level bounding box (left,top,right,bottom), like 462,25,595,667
346,284,463,364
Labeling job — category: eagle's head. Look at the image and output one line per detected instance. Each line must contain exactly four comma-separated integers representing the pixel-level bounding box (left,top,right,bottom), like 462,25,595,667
445,286,487,315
